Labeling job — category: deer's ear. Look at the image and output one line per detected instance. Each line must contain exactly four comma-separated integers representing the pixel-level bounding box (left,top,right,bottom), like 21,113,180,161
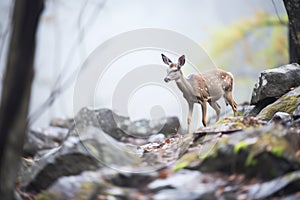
161,54,172,65
178,55,185,68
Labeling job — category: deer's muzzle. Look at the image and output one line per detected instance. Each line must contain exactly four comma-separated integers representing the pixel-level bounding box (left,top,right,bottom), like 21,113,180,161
164,77,171,82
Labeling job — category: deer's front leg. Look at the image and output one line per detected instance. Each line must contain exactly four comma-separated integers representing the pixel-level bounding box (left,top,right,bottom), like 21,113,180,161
201,101,207,127
187,102,194,133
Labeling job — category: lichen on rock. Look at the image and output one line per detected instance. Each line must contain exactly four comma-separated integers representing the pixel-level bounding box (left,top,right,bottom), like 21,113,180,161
175,125,300,180
257,86,300,121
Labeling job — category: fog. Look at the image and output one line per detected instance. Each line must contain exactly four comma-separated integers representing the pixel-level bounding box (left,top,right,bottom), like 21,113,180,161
0,0,287,130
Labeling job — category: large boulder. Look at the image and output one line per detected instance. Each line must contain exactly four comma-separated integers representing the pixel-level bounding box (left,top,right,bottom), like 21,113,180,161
176,125,300,180
126,116,180,137
34,170,140,200
23,126,69,156
248,170,300,199
72,107,180,140
20,126,140,192
251,63,300,105
248,63,300,116
148,169,219,200
71,108,129,140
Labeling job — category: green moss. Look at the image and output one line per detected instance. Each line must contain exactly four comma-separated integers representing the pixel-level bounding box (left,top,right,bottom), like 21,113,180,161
259,130,294,156
271,146,284,157
35,195,51,200
199,153,209,161
216,116,263,129
174,162,190,171
216,117,247,129
174,151,199,171
234,141,248,154
245,154,257,166
76,181,99,200
258,94,300,121
35,192,60,200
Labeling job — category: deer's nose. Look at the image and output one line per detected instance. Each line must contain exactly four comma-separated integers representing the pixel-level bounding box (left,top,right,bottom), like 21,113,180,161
164,77,170,82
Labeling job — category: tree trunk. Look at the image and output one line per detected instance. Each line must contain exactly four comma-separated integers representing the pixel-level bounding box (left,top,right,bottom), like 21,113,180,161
0,0,43,199
283,0,300,63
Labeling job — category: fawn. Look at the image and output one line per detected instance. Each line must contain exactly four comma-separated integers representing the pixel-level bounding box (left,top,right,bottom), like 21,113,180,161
162,54,238,131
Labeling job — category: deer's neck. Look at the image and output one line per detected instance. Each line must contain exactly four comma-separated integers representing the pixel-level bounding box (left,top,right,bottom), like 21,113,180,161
175,74,195,100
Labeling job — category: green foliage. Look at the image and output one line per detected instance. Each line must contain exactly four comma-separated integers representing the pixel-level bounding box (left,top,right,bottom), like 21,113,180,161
208,11,288,68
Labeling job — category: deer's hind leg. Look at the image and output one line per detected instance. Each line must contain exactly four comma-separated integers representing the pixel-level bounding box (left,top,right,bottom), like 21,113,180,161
200,101,208,127
224,91,238,116
209,101,221,122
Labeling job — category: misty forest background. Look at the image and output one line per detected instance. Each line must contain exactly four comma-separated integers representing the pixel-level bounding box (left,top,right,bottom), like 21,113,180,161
1,0,300,199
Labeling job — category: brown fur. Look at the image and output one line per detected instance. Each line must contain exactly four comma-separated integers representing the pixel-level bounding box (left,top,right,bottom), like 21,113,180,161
162,54,238,129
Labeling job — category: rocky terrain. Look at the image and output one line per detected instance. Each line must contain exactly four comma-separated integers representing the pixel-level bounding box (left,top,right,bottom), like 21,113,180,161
17,63,300,200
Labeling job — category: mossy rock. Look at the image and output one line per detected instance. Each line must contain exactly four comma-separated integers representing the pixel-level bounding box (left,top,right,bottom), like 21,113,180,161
257,87,300,121
193,116,265,142
75,181,104,200
175,125,300,180
216,116,265,129
35,192,61,200
174,151,200,171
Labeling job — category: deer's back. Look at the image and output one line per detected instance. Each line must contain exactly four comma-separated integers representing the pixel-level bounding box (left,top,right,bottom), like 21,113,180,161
203,69,233,89
189,69,233,101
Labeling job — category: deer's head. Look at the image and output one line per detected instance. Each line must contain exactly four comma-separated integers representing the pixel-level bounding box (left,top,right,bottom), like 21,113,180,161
161,54,185,83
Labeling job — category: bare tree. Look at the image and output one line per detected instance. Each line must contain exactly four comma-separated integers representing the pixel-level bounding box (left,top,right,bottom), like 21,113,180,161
283,0,300,63
0,0,43,199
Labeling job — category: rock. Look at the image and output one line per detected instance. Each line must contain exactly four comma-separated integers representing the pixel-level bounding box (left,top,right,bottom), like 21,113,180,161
126,116,180,137
245,101,273,117
270,112,292,126
148,133,165,143
72,107,181,140
292,105,300,120
35,170,107,200
21,126,140,192
242,105,255,116
251,63,300,105
257,86,300,121
176,125,300,180
293,118,300,128
194,116,265,137
34,170,138,200
103,167,157,189
23,131,48,157
248,170,300,199
149,169,200,190
50,118,74,129
153,189,215,200
71,107,129,140
249,64,300,116
140,134,185,169
149,169,220,200
23,126,69,156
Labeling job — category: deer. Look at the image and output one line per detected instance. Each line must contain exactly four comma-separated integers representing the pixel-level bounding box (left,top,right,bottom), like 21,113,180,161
161,54,238,132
